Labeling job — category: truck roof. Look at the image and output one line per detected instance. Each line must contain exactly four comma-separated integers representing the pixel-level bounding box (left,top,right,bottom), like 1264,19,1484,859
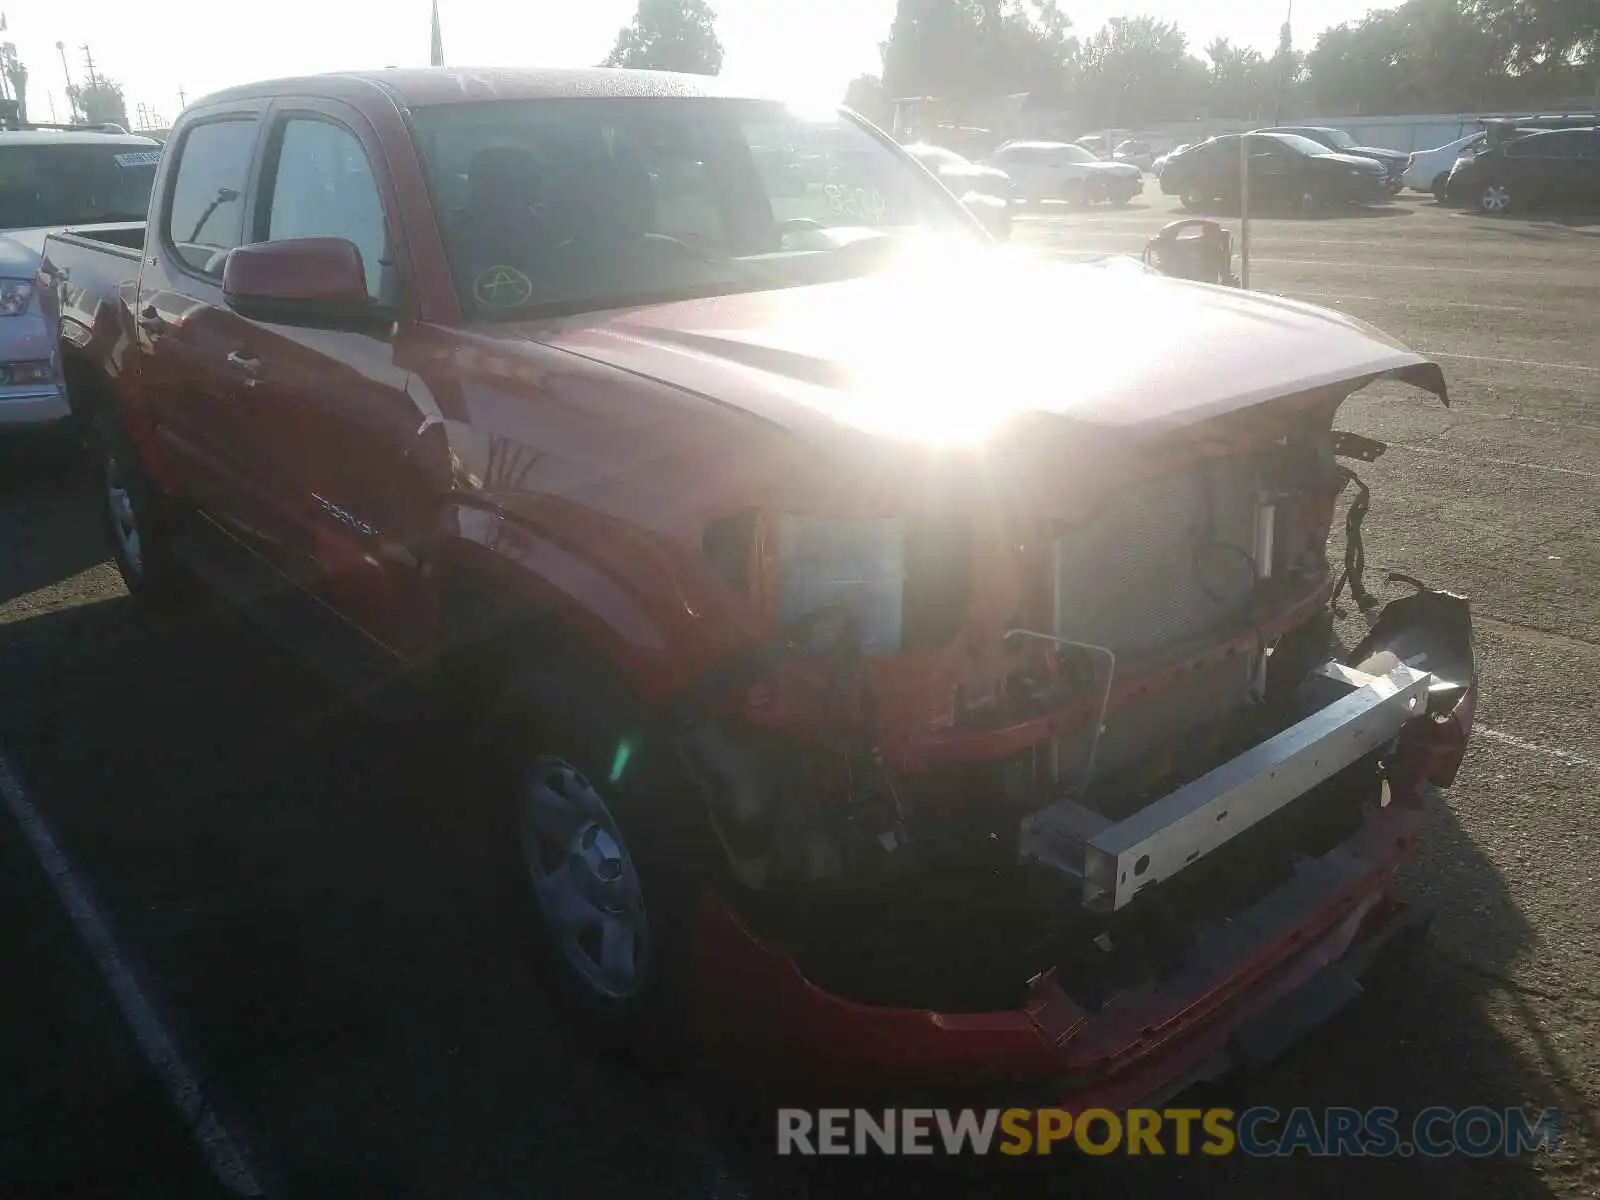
196,66,783,110
0,130,160,147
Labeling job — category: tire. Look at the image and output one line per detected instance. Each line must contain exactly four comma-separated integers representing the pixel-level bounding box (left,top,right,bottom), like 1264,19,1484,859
1430,172,1449,202
95,412,192,612
1478,182,1512,215
486,649,708,1067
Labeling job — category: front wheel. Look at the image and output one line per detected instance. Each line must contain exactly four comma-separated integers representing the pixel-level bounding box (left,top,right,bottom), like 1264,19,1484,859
1478,182,1512,214
1431,172,1450,202
486,667,707,1065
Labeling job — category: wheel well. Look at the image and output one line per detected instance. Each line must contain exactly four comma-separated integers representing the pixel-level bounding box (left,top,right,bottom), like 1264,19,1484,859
59,350,112,423
429,560,644,731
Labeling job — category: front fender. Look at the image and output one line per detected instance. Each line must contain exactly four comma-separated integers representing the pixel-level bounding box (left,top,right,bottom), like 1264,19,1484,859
431,501,763,706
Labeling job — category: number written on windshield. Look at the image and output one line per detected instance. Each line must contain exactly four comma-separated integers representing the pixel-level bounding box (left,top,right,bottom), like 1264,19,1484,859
823,183,888,224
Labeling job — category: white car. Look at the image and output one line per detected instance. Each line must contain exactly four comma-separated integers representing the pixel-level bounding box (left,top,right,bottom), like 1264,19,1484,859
1402,132,1487,197
982,141,1143,207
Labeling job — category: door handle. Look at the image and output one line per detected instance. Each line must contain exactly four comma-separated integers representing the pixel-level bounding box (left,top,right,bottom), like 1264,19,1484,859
225,350,263,380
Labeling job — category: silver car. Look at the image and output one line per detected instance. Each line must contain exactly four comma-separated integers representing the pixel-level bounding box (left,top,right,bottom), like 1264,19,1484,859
0,129,160,429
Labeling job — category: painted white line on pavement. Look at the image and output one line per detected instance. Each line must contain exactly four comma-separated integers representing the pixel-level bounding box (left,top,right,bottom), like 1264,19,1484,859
1474,726,1599,772
0,750,267,1197
1427,350,1600,374
1389,443,1600,480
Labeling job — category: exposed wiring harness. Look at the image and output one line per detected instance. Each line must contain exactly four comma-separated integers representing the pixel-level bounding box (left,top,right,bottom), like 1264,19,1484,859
1332,464,1377,611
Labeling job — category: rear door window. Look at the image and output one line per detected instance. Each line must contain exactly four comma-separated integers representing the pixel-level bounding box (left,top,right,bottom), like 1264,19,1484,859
164,118,258,277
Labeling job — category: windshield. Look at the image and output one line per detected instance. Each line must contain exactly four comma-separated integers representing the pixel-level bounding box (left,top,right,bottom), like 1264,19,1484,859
1056,144,1100,164
410,98,975,321
1265,133,1334,156
0,142,159,230
1320,129,1357,150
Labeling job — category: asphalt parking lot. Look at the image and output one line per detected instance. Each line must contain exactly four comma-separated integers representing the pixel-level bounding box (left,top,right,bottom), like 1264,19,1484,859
3,189,1597,1199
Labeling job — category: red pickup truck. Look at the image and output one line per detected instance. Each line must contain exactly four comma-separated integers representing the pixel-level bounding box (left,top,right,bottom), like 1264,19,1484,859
42,67,1477,1105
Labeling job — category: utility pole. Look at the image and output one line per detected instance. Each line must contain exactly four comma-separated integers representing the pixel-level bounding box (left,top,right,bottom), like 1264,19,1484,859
80,44,98,89
177,84,186,110
55,40,74,120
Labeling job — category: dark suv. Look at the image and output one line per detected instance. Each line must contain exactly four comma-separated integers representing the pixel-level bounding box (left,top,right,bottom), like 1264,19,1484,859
1444,126,1600,214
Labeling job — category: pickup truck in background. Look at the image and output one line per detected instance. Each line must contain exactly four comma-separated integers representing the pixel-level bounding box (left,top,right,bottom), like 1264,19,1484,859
0,127,160,430
42,66,1479,1104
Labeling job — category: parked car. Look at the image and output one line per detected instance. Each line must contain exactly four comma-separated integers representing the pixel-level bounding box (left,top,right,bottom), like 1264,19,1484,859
1152,142,1191,178
1402,131,1487,197
43,66,1476,1106
1443,126,1600,214
0,127,160,432
1160,132,1390,212
903,142,1013,239
982,140,1142,206
1264,126,1410,192
1112,138,1157,171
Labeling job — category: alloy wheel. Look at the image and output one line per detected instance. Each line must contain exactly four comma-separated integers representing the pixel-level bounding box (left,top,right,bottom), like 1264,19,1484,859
1480,184,1511,214
520,756,650,1000
105,455,143,575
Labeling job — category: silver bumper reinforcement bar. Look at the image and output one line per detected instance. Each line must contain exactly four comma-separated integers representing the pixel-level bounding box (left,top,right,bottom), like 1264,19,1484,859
1019,661,1432,912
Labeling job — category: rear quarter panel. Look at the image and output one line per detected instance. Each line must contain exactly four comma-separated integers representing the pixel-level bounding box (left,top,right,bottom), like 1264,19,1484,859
40,231,145,414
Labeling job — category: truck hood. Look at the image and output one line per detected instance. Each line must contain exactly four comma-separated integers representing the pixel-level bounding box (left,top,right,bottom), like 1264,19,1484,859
496,251,1447,447
0,228,51,277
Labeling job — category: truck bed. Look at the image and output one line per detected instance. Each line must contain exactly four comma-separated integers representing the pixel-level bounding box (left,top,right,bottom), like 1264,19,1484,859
39,225,149,363
50,222,145,257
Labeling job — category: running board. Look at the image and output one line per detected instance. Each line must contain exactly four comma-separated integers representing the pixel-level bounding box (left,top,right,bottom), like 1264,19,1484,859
1019,661,1432,912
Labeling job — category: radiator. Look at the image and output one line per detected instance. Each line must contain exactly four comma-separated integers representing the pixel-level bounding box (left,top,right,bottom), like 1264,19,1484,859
1052,457,1268,783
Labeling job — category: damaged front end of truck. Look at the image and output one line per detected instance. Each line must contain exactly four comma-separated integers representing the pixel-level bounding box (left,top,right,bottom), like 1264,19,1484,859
663,347,1476,1103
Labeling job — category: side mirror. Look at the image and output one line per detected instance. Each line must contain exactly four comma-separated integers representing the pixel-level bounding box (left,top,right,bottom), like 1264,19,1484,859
222,238,394,329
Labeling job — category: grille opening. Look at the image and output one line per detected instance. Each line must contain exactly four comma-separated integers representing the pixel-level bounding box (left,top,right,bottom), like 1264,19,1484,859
900,514,972,651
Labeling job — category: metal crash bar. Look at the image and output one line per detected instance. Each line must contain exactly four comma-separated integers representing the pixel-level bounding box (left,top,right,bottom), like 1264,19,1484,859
1019,660,1433,912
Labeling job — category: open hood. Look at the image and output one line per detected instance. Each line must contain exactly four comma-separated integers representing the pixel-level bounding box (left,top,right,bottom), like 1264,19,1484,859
497,250,1447,449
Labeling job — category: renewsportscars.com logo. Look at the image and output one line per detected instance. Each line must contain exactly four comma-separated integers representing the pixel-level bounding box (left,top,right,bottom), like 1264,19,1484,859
777,1106,1563,1158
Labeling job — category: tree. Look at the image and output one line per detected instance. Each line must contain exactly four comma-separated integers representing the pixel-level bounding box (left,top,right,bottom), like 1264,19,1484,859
1076,16,1207,126
1204,37,1272,117
843,73,890,126
67,78,128,127
0,43,27,122
1303,0,1528,114
603,0,724,75
878,0,1076,107
1470,0,1599,75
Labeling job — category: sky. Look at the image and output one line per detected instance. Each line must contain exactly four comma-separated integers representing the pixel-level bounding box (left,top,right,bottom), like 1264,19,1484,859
5,0,1381,130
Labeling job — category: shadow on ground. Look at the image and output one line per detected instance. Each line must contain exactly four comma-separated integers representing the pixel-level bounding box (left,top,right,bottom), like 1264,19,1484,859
0,568,1577,1198
0,434,107,607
